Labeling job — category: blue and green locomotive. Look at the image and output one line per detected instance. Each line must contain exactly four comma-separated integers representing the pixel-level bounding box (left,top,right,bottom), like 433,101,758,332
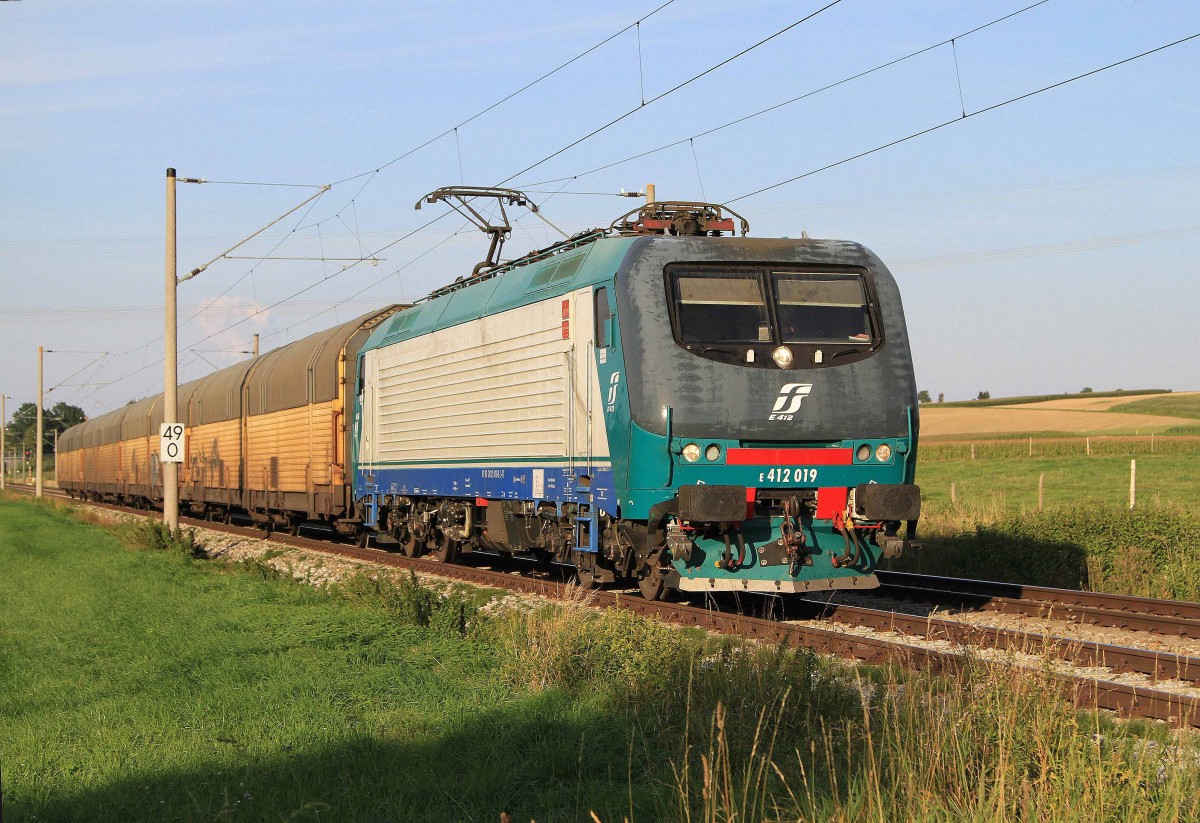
352,192,920,598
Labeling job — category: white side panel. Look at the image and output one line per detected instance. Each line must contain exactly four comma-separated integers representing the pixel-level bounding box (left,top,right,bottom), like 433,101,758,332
368,289,610,464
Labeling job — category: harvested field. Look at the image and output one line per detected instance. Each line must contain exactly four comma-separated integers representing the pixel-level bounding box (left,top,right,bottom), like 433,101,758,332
920,406,1194,436
1013,391,1200,411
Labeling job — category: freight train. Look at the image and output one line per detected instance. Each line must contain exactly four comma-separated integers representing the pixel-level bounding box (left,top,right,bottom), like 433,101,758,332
59,191,920,599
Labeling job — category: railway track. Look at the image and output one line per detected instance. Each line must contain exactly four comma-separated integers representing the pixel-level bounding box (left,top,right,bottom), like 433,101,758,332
11,484,1200,729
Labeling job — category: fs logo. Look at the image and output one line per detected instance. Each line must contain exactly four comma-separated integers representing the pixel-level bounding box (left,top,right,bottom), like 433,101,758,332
605,372,621,412
769,383,813,420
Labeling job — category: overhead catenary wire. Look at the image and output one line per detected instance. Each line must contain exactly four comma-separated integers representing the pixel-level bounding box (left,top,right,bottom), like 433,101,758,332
727,31,1200,204
83,1,838,386
522,0,1051,187
327,0,680,188
494,0,846,187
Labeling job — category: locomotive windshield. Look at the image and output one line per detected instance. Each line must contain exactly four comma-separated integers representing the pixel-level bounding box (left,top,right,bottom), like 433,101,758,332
668,265,877,349
774,271,874,344
673,272,770,343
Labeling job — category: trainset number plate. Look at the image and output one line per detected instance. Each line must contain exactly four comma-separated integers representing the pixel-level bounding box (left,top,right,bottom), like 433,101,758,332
758,467,818,484
159,423,185,463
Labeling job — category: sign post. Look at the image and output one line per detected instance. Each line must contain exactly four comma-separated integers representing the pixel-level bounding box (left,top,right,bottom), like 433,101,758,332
160,423,185,464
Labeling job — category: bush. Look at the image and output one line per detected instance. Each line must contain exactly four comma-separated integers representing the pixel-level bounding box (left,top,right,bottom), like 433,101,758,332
118,519,201,559
339,570,478,636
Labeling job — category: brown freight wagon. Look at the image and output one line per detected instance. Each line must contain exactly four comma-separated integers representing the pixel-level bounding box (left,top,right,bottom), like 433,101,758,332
58,306,403,533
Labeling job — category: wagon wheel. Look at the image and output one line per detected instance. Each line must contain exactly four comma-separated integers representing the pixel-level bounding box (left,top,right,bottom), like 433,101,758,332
356,529,370,548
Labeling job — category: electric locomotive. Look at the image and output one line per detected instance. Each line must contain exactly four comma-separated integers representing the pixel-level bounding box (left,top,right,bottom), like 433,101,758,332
353,188,920,598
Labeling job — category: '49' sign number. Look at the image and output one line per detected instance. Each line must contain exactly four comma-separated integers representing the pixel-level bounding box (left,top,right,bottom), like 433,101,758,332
159,424,185,463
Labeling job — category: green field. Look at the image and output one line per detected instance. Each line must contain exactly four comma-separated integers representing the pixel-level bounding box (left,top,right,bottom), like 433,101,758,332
4,495,1200,821
897,450,1200,598
915,452,1200,511
1112,393,1200,421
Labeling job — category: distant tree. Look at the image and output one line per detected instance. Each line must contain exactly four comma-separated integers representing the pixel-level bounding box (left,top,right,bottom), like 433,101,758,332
1080,387,1094,394
976,391,991,400
917,390,932,403
937,393,944,403
4,401,86,454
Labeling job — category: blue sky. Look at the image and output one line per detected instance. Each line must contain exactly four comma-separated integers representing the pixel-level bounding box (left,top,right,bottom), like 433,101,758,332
1,0,1198,417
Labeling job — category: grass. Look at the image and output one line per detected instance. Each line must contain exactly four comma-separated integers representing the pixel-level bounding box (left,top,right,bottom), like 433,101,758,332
4,493,1200,821
1112,393,1200,421
901,450,1200,598
915,451,1200,511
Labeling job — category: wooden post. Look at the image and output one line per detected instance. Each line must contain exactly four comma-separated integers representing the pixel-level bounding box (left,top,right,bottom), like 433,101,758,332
1129,459,1137,509
36,345,43,498
1038,473,1045,512
950,482,957,505
1086,436,1090,456
971,444,975,460
1028,436,1033,457
1151,433,1155,453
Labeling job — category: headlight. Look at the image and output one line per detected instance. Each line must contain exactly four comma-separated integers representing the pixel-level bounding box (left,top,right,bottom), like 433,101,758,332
856,444,872,462
681,443,701,462
875,443,893,462
771,346,794,369
705,444,721,462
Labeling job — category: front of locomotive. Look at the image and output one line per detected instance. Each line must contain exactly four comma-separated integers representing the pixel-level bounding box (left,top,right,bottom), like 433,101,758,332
611,231,920,594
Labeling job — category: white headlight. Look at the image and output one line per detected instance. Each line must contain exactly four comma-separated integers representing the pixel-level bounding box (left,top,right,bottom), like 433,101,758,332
681,443,701,462
705,444,721,461
875,443,893,462
771,346,794,369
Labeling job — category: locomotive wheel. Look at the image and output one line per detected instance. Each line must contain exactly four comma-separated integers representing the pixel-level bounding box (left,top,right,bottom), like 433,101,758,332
435,533,459,563
399,528,422,558
573,551,600,589
636,562,667,601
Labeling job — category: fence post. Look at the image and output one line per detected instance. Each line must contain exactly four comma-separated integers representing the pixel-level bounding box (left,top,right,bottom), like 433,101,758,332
951,482,957,505
1086,436,1090,456
1129,459,1137,509
1151,433,1155,454
971,444,976,460
1029,437,1033,457
1038,473,1045,512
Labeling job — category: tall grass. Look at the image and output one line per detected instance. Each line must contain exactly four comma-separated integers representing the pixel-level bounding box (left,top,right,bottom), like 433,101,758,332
7,494,1200,821
895,501,1200,599
675,658,1200,822
495,596,1200,821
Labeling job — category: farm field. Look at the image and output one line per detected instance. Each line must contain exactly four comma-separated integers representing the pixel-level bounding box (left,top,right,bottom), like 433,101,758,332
920,390,1200,437
899,391,1200,598
5,495,1200,821
915,452,1199,511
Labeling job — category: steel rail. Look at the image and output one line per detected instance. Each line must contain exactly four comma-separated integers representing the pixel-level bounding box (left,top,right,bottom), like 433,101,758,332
183,517,1200,729
876,571,1200,639
15,488,1200,729
801,598,1200,684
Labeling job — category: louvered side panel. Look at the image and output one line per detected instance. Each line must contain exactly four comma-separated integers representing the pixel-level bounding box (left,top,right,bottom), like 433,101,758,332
373,299,569,462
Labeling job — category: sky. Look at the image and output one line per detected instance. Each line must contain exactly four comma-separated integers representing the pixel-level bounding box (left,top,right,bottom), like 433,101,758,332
1,0,1198,421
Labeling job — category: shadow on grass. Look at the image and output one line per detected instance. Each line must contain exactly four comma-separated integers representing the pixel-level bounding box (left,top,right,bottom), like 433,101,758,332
15,689,656,823
885,529,1091,591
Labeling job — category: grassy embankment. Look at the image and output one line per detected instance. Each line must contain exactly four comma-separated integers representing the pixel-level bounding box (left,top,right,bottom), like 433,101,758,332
3,493,1200,821
893,393,1200,598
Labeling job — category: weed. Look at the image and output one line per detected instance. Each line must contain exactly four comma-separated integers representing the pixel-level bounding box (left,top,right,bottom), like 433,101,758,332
116,518,202,559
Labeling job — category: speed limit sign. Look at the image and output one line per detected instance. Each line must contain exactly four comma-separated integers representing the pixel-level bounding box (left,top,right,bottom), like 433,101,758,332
159,423,185,463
